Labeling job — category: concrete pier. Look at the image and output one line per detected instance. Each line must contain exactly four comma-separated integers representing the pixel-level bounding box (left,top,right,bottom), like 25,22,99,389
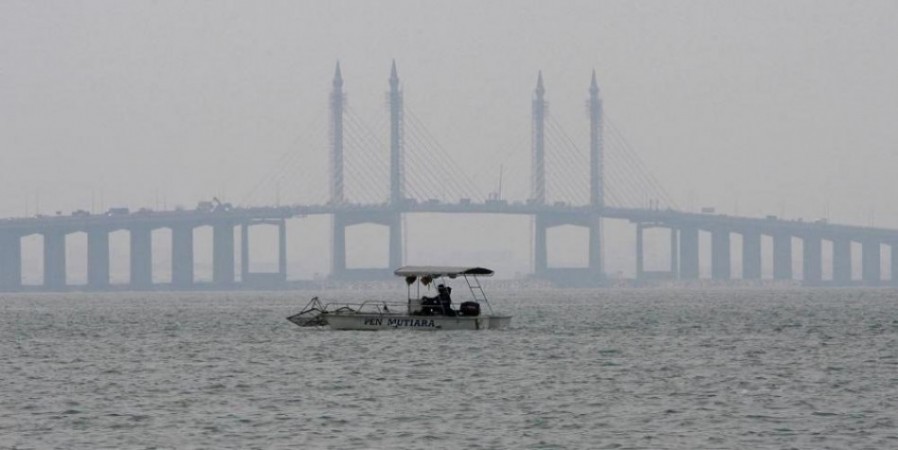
534,215,548,275
388,214,402,270
711,229,731,280
802,235,822,285
635,224,644,280
331,215,347,276
240,219,289,285
171,226,194,288
892,241,898,286
43,232,66,289
679,226,699,279
213,223,235,285
832,238,852,285
330,211,399,280
87,229,109,289
741,231,761,280
669,228,679,277
278,219,287,279
130,227,152,289
889,241,898,286
773,233,792,281
862,240,881,285
240,223,250,282
0,233,22,289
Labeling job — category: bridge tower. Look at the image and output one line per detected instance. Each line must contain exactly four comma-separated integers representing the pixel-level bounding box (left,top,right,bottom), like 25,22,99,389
532,72,548,276
587,70,604,280
532,72,546,205
330,62,403,280
330,62,347,276
387,60,403,270
529,73,603,285
330,62,345,205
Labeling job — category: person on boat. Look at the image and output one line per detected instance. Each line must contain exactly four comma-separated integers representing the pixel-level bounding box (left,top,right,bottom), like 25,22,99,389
437,284,455,316
420,288,439,316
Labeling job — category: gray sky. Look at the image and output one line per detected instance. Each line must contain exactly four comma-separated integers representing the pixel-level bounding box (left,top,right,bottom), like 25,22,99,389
2,1,897,279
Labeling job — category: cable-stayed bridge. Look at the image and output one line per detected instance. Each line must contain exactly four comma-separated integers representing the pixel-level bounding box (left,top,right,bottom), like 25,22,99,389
1,63,897,291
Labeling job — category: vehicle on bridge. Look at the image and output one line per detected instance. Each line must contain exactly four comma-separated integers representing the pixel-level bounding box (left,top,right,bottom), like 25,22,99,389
286,266,512,330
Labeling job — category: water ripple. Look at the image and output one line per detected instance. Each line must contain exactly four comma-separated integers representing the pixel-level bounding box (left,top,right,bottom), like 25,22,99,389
2,288,898,448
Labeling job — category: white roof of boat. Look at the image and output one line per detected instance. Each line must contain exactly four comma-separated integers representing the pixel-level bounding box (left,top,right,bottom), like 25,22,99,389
394,266,494,277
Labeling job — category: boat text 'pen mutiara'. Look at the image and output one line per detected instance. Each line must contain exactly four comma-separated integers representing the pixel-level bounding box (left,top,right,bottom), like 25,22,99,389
287,266,512,330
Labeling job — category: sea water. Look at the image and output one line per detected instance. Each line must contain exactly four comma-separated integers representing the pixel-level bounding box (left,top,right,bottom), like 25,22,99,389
2,288,897,449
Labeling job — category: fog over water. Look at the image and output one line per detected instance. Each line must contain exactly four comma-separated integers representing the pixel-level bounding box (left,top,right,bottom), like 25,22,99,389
1,1,897,278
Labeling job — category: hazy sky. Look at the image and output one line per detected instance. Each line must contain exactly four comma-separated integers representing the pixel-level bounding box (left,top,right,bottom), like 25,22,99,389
2,1,897,279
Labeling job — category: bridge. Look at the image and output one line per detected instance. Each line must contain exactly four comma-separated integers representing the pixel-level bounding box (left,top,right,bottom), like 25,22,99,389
1,62,896,291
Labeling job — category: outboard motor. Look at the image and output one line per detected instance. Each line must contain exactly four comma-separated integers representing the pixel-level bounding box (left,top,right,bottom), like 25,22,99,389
459,301,481,317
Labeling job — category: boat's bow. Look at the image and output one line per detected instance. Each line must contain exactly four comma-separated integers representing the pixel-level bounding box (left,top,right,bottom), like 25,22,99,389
286,297,329,327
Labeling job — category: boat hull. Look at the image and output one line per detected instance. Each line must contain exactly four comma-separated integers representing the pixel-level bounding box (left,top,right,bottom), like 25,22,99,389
325,313,511,330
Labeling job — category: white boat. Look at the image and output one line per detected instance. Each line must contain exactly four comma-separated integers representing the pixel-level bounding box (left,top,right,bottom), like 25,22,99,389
287,266,512,330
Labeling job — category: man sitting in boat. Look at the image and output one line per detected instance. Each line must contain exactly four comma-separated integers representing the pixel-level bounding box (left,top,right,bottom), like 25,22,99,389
420,284,455,316
437,284,456,316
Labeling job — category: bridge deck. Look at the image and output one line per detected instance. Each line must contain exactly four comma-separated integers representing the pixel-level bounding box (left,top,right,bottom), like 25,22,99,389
1,203,895,241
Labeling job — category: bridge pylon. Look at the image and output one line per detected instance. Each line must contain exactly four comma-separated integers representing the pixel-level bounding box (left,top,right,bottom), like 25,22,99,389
530,72,605,285
587,70,605,281
330,62,345,205
387,61,403,272
330,62,403,281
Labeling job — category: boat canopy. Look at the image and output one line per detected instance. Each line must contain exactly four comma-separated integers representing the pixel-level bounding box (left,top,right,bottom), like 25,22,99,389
394,266,494,278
